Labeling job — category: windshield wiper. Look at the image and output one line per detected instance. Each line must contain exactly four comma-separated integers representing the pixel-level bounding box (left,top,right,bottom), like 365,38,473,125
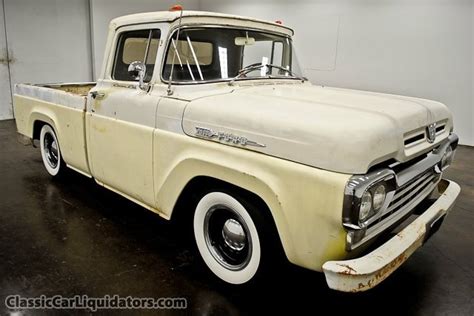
228,63,307,86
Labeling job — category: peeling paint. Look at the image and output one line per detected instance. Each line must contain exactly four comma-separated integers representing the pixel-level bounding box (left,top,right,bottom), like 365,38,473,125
336,263,357,275
356,252,408,290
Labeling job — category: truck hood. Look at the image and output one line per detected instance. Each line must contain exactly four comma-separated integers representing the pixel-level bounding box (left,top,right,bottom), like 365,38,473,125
182,83,453,174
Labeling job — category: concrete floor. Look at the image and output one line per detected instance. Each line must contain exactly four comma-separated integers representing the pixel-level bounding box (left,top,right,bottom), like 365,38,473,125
0,119,473,315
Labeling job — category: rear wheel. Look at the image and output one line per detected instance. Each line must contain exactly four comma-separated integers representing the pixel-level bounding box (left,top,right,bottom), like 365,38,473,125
193,191,276,285
39,124,65,177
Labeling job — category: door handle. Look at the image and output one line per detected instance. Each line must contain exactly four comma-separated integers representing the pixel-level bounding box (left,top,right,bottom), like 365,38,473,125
90,91,105,100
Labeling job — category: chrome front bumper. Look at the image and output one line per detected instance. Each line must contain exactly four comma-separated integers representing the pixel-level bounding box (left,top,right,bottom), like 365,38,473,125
323,179,460,292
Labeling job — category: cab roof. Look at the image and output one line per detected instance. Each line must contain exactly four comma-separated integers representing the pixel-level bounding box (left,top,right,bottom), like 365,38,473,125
110,10,294,36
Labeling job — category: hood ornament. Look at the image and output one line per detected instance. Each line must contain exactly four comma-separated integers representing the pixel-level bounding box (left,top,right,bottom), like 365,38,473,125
195,127,266,148
426,123,437,143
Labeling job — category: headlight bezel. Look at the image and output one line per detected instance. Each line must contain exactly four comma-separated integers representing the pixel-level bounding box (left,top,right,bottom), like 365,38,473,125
343,170,397,228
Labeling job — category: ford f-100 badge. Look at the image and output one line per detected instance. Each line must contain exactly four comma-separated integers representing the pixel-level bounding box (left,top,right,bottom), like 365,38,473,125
195,127,266,147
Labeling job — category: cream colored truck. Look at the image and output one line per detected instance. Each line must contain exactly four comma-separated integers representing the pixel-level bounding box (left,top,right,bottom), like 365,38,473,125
13,10,461,292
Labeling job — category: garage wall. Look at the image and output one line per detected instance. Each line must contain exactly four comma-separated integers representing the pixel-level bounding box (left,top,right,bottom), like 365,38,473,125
0,0,12,120
199,0,474,146
89,0,200,79
0,0,92,119
4,0,92,85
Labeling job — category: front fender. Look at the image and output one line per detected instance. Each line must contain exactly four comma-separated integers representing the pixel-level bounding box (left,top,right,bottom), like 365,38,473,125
153,130,351,270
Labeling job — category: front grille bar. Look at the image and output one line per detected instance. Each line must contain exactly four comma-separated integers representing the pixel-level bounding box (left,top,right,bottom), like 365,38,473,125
387,173,435,213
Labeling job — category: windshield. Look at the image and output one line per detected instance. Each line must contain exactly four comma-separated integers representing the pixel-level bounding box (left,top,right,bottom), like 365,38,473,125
162,28,294,83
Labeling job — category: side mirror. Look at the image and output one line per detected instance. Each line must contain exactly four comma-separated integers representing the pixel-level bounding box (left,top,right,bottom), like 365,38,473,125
128,61,148,91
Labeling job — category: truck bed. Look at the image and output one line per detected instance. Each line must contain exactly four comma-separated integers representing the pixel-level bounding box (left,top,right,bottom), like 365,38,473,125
13,82,96,176
39,83,95,96
15,82,95,110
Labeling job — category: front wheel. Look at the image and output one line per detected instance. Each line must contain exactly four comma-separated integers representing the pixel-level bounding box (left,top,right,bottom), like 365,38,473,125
39,124,65,177
193,191,264,285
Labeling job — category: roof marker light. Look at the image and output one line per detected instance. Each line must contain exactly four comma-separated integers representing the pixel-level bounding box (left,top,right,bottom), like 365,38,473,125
275,20,282,25
169,4,183,11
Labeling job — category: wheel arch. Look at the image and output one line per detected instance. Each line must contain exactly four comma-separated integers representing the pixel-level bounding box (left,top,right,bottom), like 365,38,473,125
33,120,49,140
29,111,59,140
155,158,295,262
28,112,65,159
172,175,279,233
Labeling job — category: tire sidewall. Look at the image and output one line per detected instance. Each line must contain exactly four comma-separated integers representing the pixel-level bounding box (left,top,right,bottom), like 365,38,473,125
40,125,61,176
193,191,262,285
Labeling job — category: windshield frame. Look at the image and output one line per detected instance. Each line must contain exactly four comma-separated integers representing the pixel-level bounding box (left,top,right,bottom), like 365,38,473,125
160,24,297,85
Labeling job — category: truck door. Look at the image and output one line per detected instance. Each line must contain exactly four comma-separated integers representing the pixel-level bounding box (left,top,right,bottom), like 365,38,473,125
86,25,162,208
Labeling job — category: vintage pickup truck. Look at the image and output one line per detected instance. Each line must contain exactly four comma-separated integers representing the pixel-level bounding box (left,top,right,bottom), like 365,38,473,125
13,8,460,292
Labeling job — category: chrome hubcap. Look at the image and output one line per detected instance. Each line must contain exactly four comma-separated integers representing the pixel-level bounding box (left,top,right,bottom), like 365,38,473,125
204,207,251,271
222,218,246,251
44,133,58,168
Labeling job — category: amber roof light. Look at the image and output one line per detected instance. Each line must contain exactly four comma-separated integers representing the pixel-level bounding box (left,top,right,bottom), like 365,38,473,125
169,4,183,11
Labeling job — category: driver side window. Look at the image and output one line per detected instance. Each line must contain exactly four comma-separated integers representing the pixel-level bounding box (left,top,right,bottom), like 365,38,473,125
112,29,161,82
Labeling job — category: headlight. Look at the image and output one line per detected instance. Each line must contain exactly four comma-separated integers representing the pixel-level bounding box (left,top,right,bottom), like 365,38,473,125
359,191,372,221
372,185,386,211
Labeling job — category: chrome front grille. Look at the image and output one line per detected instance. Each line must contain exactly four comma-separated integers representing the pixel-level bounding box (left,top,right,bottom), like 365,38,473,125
381,171,438,221
366,169,440,232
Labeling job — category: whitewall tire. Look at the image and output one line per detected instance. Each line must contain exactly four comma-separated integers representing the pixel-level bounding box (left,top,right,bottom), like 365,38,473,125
39,125,63,177
193,192,262,285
